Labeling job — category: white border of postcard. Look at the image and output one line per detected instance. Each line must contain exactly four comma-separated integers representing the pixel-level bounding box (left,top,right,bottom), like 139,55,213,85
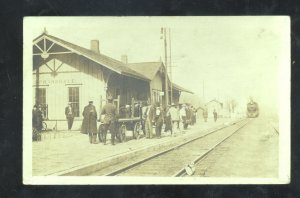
23,16,290,185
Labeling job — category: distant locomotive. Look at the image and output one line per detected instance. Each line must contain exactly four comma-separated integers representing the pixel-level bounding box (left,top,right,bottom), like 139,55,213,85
247,100,259,118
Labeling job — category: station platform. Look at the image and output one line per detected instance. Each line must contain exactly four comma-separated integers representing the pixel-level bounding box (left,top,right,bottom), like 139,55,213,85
32,117,239,176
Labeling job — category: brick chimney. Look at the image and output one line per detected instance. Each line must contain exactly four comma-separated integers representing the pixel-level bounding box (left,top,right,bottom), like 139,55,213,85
121,55,128,64
90,40,100,54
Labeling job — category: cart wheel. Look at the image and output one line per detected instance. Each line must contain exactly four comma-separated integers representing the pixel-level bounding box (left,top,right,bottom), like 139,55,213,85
133,122,143,140
98,124,104,142
119,124,126,142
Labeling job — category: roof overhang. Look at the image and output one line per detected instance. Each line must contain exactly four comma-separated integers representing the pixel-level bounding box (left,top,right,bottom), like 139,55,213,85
171,83,194,94
121,72,151,82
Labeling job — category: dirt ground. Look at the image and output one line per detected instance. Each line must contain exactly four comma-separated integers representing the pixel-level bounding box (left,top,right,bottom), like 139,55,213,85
193,116,278,178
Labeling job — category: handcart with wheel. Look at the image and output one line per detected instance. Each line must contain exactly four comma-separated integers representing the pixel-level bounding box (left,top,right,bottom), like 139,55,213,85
98,97,146,143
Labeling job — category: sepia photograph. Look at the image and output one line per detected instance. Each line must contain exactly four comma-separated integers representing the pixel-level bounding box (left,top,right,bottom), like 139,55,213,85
23,16,290,184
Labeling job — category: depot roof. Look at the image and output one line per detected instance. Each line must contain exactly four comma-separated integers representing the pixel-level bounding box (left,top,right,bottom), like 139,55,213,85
33,33,149,81
128,62,164,80
33,33,193,94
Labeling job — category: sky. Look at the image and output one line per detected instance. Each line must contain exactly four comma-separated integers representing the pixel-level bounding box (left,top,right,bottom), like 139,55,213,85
25,16,290,116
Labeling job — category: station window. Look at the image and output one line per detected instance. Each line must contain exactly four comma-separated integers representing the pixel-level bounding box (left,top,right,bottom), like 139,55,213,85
36,88,46,105
68,87,80,117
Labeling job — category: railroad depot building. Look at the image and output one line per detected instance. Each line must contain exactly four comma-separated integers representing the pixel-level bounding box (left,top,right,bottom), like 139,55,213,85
32,32,192,130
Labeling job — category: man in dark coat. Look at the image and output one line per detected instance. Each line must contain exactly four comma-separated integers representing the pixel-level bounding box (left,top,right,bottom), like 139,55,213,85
33,105,43,132
192,106,197,124
154,102,164,138
203,107,208,122
65,103,75,131
32,105,43,141
213,109,218,122
164,105,173,135
81,100,98,144
190,106,196,125
101,96,118,145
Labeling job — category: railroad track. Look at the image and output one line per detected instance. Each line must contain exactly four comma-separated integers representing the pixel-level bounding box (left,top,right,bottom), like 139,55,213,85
273,125,279,135
268,119,279,135
104,118,251,177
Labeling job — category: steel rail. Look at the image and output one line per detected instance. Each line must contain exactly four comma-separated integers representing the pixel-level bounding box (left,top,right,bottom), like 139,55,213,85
105,118,247,176
273,126,279,135
173,119,251,177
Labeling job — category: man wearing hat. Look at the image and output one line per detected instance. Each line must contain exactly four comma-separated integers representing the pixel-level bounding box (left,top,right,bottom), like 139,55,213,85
154,102,164,138
143,101,154,139
213,109,218,122
65,103,75,131
32,104,43,141
101,96,118,145
164,104,173,135
169,103,180,135
203,106,208,122
81,99,98,144
180,104,188,130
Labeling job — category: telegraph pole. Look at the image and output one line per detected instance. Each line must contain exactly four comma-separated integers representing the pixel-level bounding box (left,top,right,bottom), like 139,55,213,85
169,28,173,104
163,27,169,107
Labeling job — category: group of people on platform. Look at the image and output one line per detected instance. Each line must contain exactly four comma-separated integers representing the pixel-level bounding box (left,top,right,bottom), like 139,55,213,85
80,96,117,145
202,108,218,122
32,98,218,143
78,98,199,145
32,103,76,141
142,102,198,139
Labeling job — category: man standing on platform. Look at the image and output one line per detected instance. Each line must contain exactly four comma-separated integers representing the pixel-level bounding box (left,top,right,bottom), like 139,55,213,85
203,107,208,122
81,99,98,144
190,106,195,125
169,103,180,136
101,96,118,145
144,102,154,139
164,105,173,135
213,109,218,122
32,105,43,141
154,102,164,138
65,103,75,131
180,104,188,130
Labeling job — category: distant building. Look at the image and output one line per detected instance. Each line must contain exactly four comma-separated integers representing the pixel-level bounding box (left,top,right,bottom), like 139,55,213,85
32,32,192,130
206,99,224,117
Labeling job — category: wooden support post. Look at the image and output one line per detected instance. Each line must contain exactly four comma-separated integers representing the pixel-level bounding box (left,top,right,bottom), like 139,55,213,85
35,66,40,105
163,28,169,107
131,97,134,118
117,95,120,114
99,95,102,116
